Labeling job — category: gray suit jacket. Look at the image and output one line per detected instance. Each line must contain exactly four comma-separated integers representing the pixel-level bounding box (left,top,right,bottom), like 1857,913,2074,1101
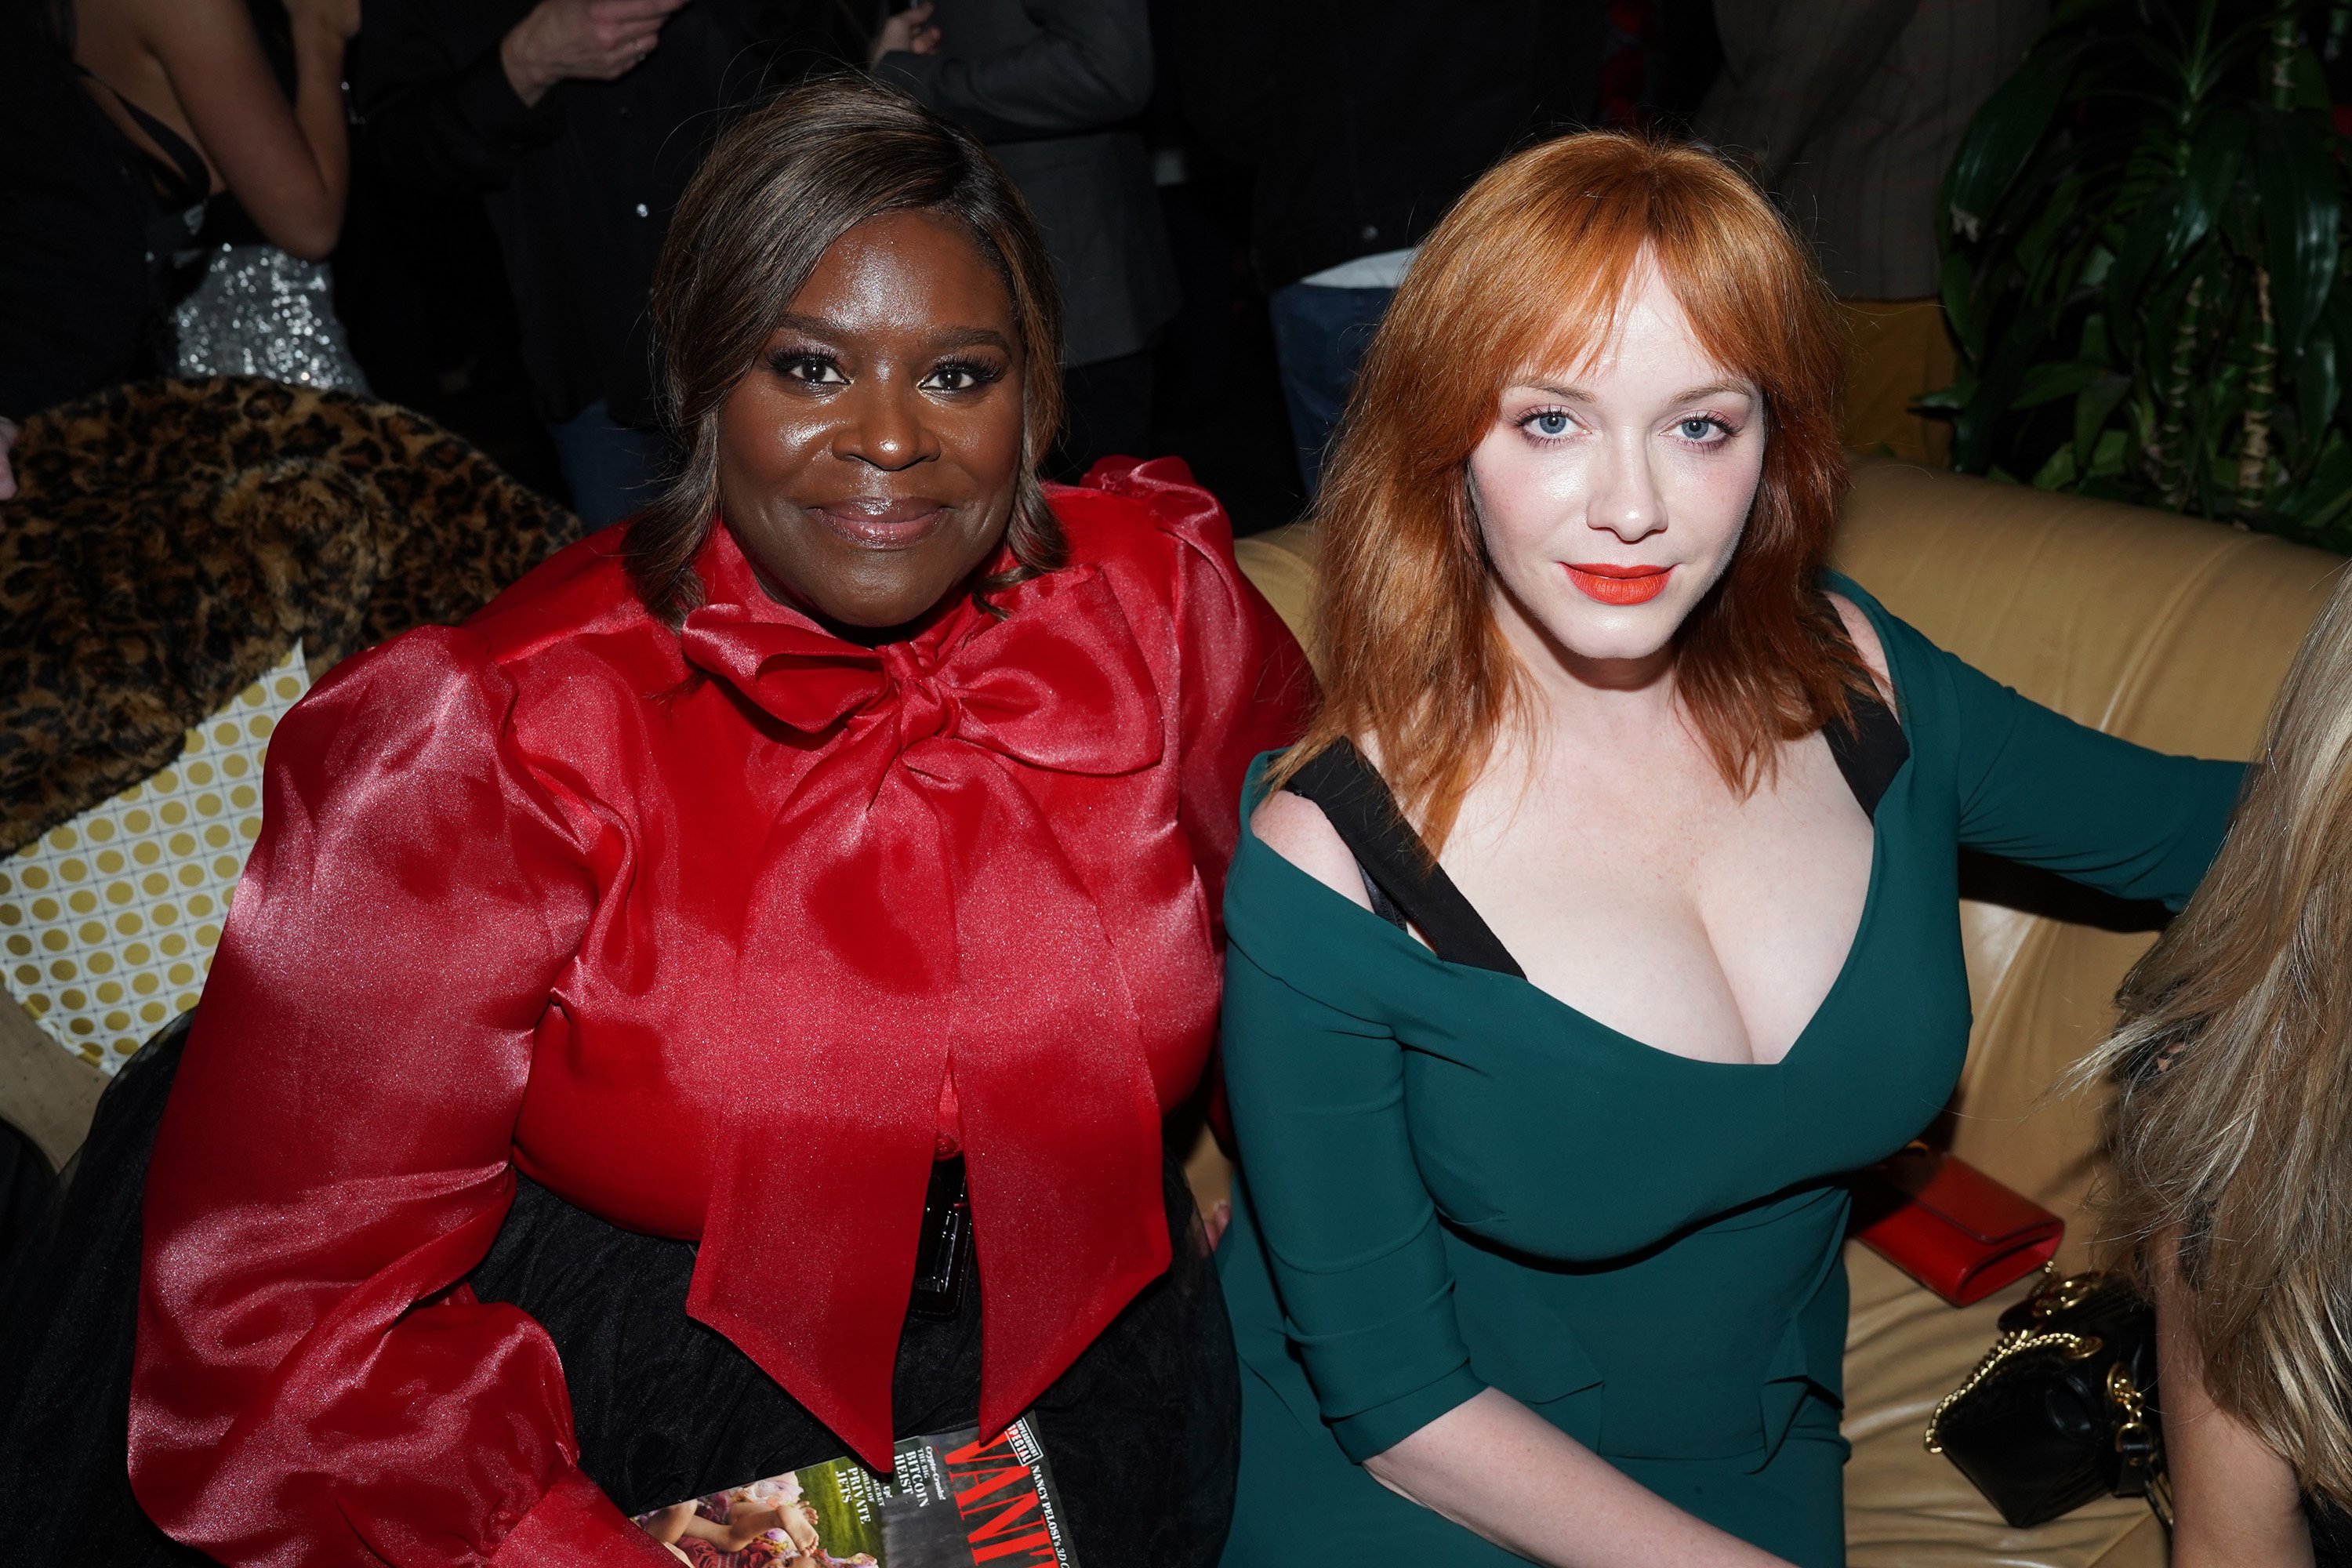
1700,0,2046,299
877,0,1178,368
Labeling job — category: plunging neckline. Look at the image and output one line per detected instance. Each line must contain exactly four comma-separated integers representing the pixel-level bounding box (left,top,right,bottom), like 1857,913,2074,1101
1247,767,1898,1072
1255,632,1911,1070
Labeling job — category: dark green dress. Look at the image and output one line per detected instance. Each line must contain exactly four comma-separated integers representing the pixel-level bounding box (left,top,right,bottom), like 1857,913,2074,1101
1215,575,2242,1567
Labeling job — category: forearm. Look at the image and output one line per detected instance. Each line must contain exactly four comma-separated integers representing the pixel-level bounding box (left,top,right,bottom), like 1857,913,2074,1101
1366,1389,1796,1568
500,14,561,108
287,16,351,252
2158,1252,2316,1566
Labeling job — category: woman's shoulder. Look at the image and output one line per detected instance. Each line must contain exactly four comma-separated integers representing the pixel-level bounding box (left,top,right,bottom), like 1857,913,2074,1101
1223,752,1446,1018
1250,784,1376,914
303,534,673,740
1047,456,1241,579
1820,568,1966,724
1821,579,1896,706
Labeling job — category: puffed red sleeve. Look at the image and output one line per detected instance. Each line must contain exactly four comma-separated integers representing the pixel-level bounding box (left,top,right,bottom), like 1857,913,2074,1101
1090,456,1314,920
127,628,667,1568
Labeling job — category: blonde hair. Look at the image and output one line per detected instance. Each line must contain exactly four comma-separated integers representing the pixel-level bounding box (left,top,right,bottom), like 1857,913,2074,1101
2083,566,2352,1503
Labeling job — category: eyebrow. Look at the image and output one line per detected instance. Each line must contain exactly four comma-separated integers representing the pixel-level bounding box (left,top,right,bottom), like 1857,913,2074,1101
770,313,1014,354
1519,379,1754,404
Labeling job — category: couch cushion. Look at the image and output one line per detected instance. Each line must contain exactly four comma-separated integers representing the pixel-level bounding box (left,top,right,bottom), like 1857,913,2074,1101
1831,461,2340,1240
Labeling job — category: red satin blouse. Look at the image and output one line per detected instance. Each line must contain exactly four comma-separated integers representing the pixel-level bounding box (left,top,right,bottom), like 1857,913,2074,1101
128,460,1309,1566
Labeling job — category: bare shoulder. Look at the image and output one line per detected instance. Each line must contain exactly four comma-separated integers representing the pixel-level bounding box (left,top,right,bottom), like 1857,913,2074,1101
1826,590,1895,706
1250,789,1374,911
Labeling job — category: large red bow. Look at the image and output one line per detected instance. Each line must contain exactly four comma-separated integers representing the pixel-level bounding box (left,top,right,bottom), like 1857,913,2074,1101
680,564,1166,780
673,559,1175,1470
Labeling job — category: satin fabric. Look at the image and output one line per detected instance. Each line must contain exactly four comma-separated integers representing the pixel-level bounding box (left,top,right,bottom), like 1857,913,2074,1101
128,459,1308,1566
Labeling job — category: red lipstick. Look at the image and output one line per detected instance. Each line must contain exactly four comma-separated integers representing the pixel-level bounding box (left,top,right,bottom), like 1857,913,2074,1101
1565,561,1672,605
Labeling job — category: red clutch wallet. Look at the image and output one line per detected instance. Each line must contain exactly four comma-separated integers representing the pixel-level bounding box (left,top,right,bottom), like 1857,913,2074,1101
1852,1143,2064,1306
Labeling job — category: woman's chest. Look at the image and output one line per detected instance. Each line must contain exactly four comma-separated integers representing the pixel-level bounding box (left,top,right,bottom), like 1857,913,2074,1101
1439,730,1878,1066
1392,828,1971,1265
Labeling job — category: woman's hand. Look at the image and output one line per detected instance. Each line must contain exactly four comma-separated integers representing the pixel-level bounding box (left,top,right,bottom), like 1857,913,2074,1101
501,0,692,108
0,418,18,503
868,2,940,67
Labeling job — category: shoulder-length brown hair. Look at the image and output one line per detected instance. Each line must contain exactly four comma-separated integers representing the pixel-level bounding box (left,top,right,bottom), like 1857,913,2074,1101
2080,570,2352,1505
1272,131,1860,851
629,75,1066,623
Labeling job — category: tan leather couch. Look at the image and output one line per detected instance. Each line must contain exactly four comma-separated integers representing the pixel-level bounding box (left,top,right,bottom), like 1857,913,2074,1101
1218,459,2346,1568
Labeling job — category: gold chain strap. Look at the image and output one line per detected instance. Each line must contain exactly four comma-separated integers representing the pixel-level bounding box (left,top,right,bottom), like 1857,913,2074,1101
1924,1265,2114,1454
1922,1325,2105,1454
2108,1361,2175,1528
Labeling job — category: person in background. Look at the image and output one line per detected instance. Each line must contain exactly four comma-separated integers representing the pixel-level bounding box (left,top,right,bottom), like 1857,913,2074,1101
357,0,867,528
0,0,362,503
1178,1,1602,498
1697,0,2045,466
872,0,1178,481
74,0,369,394
2080,573,2352,1568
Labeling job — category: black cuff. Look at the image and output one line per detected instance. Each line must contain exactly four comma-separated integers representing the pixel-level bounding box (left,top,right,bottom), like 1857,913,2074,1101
453,40,566,153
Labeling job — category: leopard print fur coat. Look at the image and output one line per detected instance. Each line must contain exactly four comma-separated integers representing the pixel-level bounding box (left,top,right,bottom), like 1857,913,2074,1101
0,376,584,856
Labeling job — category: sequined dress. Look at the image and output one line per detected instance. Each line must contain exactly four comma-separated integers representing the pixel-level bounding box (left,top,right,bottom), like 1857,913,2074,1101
169,194,367,394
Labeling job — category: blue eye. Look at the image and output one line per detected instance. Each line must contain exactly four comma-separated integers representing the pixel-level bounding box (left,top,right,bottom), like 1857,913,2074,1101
1530,412,1571,437
1679,417,1722,441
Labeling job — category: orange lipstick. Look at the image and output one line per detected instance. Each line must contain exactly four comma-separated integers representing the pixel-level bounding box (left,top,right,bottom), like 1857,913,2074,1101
1565,561,1672,605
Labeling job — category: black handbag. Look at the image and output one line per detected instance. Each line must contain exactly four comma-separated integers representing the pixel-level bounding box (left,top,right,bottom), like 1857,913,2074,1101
1924,1266,2172,1530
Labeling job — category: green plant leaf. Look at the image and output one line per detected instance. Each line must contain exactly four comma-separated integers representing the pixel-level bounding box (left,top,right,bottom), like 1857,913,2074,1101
2165,107,2250,263
2032,443,2080,488
2280,432,2352,533
2290,42,2331,112
2013,360,2108,408
2089,427,2129,478
2296,328,2339,456
2252,106,2343,352
2074,370,2133,466
2015,174,2085,291
1940,251,1984,365
2104,179,2183,321
1947,42,2080,243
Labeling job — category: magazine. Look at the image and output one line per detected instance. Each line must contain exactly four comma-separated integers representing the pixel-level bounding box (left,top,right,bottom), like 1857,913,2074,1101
630,1417,1080,1568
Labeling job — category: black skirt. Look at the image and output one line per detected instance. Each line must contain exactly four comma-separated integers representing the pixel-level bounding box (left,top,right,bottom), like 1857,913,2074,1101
0,1017,1239,1567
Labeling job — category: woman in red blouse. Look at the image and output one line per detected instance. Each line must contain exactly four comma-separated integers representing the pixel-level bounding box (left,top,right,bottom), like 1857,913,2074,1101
100,78,1305,1566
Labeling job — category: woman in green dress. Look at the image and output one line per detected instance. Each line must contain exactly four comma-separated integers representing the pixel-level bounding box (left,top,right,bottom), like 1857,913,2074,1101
1214,132,2243,1568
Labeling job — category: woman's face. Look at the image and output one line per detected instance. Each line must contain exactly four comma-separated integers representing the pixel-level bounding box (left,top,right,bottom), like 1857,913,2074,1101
1467,263,1766,680
716,209,1027,632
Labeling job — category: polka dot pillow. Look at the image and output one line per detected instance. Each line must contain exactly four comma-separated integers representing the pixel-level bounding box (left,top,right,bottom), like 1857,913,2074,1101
1,644,310,1071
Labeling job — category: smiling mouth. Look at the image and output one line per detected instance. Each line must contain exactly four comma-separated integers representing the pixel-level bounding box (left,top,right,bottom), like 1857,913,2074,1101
808,498,952,550
1564,562,1673,605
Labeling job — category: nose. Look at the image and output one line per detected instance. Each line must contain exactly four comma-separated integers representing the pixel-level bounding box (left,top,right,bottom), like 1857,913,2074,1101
1588,426,1666,544
832,372,940,473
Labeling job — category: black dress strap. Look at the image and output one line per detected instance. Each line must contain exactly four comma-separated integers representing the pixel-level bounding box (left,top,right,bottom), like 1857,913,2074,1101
1284,741,1525,978
1822,688,1908,820
78,67,211,207
1280,689,1904,977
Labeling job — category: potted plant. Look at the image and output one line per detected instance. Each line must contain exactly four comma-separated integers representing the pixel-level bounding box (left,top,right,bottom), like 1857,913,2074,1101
1934,0,2352,550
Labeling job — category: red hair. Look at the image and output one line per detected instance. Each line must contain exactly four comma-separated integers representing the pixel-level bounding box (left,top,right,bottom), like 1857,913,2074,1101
1274,130,1862,851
